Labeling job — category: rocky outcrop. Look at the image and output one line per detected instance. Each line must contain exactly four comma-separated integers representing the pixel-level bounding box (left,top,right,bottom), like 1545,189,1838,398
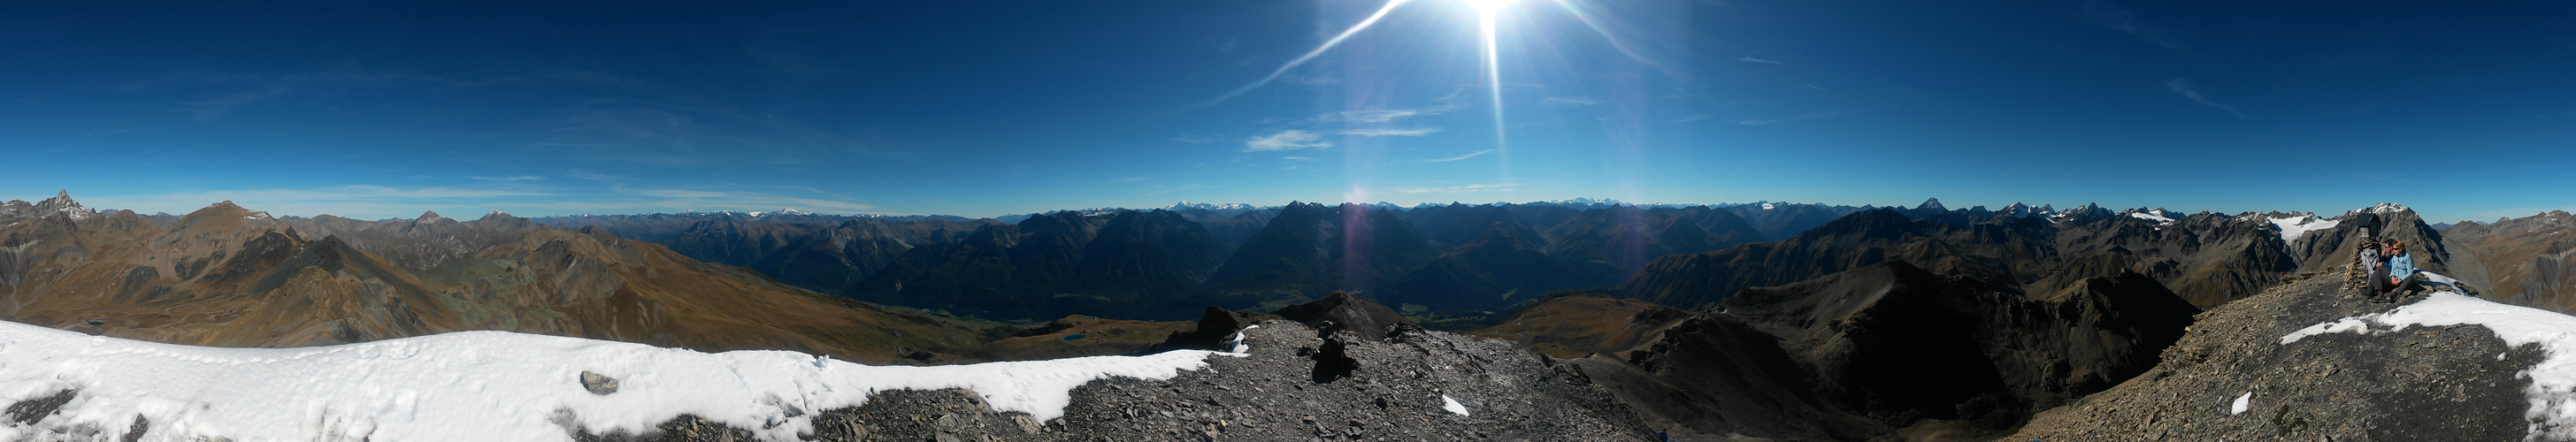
2009,272,2534,441
1271,291,1414,340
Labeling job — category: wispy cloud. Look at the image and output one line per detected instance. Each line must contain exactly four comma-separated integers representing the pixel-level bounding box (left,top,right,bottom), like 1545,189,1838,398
1336,127,1442,137
469,176,545,181
1421,149,1497,163
1244,130,1334,151
1169,134,1223,143
1543,96,1601,106
2166,78,2246,119
636,188,731,198
1736,57,1783,65
1108,176,1148,182
2085,0,2188,54
1315,109,1430,124
1732,110,1845,126
1388,183,1522,194
1283,156,1316,162
564,169,629,182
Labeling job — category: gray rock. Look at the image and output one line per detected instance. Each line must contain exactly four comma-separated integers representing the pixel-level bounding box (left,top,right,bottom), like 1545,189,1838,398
572,320,1653,441
580,371,619,395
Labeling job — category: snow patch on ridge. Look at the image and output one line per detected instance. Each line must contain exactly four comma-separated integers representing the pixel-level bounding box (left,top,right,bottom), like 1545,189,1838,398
2280,290,2576,439
2270,215,2342,244
2128,210,2176,225
0,320,1245,441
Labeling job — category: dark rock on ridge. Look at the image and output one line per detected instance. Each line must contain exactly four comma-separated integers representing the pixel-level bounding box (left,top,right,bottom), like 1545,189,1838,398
1271,291,1414,340
1147,306,1276,352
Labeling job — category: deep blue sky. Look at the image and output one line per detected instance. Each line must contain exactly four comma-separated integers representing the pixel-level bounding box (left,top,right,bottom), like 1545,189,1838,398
4,1,2572,223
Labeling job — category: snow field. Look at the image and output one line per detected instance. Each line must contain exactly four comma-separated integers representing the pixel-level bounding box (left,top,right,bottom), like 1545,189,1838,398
2268,216,2341,244
0,320,1248,441
2280,290,2576,439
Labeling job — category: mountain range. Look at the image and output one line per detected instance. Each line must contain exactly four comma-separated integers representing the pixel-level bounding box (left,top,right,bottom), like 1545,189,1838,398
14,190,2576,440
0,194,994,364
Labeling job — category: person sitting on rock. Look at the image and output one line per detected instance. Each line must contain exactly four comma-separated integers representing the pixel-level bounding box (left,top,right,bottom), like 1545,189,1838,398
2371,240,2426,303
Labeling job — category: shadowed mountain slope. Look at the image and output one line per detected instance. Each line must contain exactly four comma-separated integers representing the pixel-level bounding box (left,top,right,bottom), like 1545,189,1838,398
853,209,1232,320
2436,210,2575,311
1553,260,2200,440
1622,204,2310,310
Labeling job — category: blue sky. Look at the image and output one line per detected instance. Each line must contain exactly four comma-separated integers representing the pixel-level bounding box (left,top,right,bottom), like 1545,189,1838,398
4,1,2572,223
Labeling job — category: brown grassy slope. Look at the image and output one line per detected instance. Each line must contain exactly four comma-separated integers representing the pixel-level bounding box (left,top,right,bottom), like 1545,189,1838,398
2448,210,2576,313
952,315,1197,363
0,202,995,365
1467,294,1690,359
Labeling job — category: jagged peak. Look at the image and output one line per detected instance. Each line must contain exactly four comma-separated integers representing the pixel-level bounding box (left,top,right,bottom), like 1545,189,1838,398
482,210,517,220
2346,202,2412,216
32,189,92,220
416,210,449,223
1915,197,1945,211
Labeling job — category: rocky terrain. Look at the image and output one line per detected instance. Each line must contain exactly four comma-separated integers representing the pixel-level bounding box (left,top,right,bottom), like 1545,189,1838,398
545,294,1658,441
2008,271,2536,441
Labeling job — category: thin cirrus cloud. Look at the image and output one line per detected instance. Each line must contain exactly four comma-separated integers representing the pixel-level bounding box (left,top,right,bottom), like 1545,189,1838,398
1421,149,1497,163
1389,182,1522,194
2166,78,2245,119
1336,127,1442,137
1243,130,1333,151
1310,101,1461,124
469,176,545,181
1543,96,1601,105
1736,57,1783,64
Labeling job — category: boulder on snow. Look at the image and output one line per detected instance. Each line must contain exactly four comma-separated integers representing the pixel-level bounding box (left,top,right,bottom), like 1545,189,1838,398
580,371,620,395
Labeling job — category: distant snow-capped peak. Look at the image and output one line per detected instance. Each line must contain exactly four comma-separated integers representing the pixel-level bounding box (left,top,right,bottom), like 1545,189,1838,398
2125,208,2178,225
33,190,94,220
2268,212,2341,244
1167,201,1254,211
2350,202,2412,216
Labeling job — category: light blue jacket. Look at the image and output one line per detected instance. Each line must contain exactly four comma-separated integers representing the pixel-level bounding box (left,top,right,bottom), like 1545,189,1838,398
2388,254,2416,280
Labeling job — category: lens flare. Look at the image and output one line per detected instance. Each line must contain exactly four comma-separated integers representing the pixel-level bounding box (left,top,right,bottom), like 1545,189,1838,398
1468,0,1512,177
1204,0,1415,106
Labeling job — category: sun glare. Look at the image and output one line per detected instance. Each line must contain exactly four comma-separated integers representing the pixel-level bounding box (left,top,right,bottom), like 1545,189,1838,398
1466,0,1513,176
1460,0,1514,15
